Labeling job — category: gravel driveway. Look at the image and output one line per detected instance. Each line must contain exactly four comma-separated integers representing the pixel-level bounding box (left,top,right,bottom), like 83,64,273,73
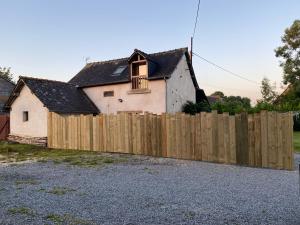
0,154,300,225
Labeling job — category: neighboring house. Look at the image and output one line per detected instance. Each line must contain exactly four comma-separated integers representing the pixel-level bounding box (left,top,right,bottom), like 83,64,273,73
273,84,292,104
207,95,223,105
0,77,15,114
5,47,207,144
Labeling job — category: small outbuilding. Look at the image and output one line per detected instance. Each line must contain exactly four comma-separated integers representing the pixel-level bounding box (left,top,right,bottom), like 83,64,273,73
5,77,99,145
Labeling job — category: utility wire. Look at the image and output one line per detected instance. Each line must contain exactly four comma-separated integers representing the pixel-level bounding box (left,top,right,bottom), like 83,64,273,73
201,82,257,92
192,52,260,85
192,0,201,38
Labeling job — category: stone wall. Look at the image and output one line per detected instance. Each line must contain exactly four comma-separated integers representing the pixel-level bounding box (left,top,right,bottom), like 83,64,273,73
7,135,47,147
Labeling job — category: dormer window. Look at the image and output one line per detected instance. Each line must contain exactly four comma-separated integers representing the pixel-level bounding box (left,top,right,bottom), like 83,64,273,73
130,54,148,90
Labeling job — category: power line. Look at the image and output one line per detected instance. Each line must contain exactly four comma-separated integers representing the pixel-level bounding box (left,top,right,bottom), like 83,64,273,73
192,52,260,85
192,0,201,38
201,82,258,93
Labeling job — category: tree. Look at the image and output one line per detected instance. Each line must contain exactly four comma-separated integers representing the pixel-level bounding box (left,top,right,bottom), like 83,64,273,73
210,91,224,98
0,67,14,83
210,95,251,115
275,20,300,85
260,77,278,103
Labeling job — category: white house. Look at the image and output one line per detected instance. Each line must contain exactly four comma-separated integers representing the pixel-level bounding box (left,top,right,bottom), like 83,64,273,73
5,47,207,144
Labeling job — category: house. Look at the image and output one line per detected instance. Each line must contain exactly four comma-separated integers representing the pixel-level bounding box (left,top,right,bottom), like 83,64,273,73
5,47,207,145
207,95,223,105
0,77,15,114
273,84,292,104
69,48,206,114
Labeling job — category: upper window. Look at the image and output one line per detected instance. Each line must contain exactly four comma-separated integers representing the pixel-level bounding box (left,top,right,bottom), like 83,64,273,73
112,66,126,76
132,62,147,77
23,111,28,122
103,91,114,97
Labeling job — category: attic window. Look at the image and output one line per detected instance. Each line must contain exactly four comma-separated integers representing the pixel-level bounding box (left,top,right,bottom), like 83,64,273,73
103,91,114,97
23,111,29,122
112,66,126,76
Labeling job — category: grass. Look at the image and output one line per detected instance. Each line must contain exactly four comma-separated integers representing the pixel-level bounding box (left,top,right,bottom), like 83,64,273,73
0,141,127,167
15,179,40,186
8,207,35,217
45,213,64,224
46,186,76,195
294,132,300,153
45,213,93,225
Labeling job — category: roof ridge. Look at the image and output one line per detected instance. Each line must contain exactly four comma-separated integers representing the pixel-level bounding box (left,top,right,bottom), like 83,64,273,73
86,47,188,66
148,47,188,57
19,76,75,86
86,57,128,66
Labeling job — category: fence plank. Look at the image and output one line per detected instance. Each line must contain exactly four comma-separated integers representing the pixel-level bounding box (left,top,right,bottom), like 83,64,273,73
253,113,261,167
211,111,218,162
267,111,277,168
195,113,202,161
223,113,230,164
287,112,294,170
260,111,268,168
248,114,255,167
201,112,208,161
217,113,225,163
229,115,236,164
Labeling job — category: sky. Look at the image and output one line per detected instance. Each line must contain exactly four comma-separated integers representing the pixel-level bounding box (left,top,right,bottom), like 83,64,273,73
0,0,299,103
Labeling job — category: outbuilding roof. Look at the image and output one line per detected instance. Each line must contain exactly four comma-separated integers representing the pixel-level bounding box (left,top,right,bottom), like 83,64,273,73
5,77,99,114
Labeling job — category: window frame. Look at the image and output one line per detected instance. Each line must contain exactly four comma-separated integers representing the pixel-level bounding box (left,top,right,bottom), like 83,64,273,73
23,111,29,122
103,91,114,97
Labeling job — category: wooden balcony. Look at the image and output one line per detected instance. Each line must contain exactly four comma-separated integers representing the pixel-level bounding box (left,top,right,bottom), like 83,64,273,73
131,75,148,90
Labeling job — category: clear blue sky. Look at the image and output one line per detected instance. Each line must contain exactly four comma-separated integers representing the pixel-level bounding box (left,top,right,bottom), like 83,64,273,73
0,0,299,102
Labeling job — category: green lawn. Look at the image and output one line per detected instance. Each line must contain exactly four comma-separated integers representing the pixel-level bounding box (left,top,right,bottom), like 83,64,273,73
0,141,127,167
294,132,300,153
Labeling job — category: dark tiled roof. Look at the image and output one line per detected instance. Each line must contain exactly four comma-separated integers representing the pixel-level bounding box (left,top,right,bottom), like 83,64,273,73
207,96,222,105
5,77,99,114
69,48,192,87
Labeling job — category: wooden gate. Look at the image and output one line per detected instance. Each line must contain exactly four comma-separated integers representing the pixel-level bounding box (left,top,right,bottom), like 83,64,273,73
0,115,9,140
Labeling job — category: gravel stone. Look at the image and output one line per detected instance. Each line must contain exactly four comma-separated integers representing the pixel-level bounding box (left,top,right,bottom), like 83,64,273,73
0,154,300,225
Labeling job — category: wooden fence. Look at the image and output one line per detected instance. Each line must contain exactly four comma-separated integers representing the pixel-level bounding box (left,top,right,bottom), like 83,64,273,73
0,115,9,140
47,111,294,170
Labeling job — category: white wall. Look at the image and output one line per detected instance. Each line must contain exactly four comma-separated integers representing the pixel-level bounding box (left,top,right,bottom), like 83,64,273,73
10,85,48,137
166,55,196,113
83,80,166,114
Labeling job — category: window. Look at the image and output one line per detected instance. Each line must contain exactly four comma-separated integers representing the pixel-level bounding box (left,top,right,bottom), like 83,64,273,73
103,91,114,97
112,66,126,76
23,111,28,122
132,62,147,76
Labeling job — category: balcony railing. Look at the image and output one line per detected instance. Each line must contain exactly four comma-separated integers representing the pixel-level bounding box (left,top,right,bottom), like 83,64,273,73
131,75,148,90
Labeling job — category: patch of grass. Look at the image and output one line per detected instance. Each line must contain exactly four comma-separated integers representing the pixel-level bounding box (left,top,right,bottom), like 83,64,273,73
184,210,196,219
103,158,114,164
142,167,159,175
37,188,46,192
45,213,64,224
294,132,300,153
8,207,35,217
0,141,127,167
45,213,93,225
47,186,76,195
15,179,39,186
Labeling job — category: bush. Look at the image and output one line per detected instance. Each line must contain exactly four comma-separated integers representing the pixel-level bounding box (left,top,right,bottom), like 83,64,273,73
294,113,300,131
182,101,210,115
